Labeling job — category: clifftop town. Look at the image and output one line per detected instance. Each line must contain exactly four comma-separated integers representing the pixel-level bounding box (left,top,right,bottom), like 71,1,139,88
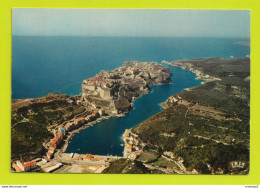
11,61,172,167
81,61,172,115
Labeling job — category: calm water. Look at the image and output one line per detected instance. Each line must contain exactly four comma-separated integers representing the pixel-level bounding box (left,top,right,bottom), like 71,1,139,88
66,66,202,156
12,36,250,156
12,36,249,99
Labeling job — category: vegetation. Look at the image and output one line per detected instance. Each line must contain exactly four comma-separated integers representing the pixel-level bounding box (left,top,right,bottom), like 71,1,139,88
103,159,151,174
11,94,87,162
137,150,160,163
150,156,180,170
132,58,250,174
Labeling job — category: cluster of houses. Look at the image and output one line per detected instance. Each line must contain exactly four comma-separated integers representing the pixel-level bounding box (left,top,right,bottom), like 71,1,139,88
11,105,112,173
46,111,100,159
46,127,66,159
84,76,120,88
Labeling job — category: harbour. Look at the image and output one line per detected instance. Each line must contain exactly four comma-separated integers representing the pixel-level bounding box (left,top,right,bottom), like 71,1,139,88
65,65,203,156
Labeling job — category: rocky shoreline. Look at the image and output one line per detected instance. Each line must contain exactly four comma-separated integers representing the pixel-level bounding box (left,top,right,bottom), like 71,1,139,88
11,61,173,172
162,59,221,83
81,61,172,115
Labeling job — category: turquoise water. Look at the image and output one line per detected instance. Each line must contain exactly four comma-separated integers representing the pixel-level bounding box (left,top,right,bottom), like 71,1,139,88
12,36,250,156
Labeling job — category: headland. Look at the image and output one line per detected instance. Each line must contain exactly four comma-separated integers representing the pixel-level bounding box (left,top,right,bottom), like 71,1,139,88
11,61,172,173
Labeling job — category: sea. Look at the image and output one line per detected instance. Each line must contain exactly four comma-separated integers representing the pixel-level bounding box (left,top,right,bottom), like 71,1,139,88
12,36,250,156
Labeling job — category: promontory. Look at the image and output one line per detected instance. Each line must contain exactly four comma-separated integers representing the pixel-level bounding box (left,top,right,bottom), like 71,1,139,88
11,61,172,168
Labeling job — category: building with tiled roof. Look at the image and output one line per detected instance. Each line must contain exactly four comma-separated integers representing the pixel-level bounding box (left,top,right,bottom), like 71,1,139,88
85,154,92,160
16,160,37,172
57,131,64,138
49,135,62,148
65,122,76,131
47,151,53,159
74,117,85,126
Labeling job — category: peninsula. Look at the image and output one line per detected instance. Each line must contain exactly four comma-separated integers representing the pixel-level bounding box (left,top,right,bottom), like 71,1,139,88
11,61,172,173
81,61,171,115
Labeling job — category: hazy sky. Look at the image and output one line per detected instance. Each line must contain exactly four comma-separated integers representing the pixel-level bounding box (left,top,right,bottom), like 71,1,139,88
12,9,250,38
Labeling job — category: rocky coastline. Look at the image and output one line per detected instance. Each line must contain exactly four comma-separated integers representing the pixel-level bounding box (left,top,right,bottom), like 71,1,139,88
11,61,172,172
162,59,221,83
81,61,172,116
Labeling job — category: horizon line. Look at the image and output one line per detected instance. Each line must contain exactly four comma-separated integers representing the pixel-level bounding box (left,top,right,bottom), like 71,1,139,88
12,35,250,39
